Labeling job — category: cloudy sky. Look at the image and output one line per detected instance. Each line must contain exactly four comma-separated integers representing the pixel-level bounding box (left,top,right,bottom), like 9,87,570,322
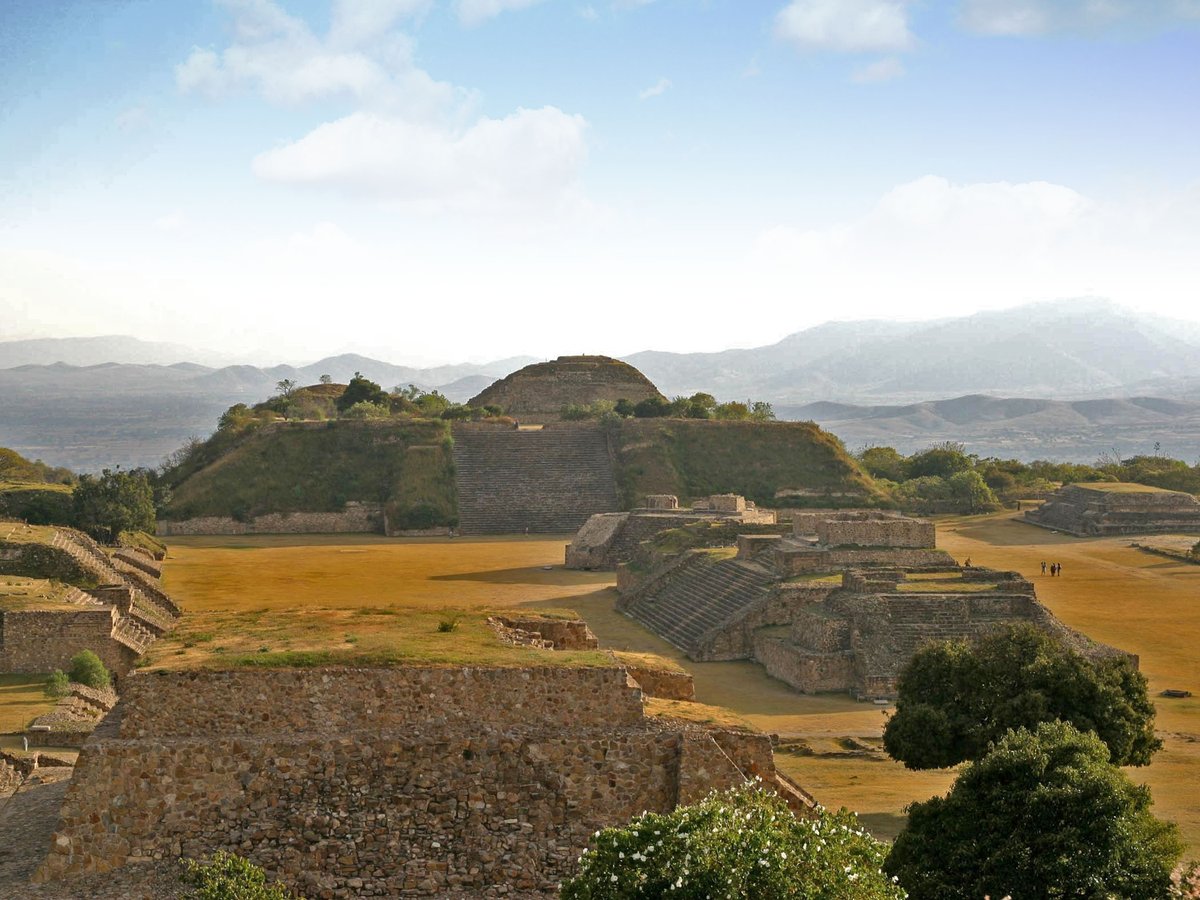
1,0,1198,365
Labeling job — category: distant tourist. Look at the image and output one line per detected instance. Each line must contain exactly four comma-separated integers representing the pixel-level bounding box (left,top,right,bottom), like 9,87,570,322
1057,562,1063,577
1041,561,1047,575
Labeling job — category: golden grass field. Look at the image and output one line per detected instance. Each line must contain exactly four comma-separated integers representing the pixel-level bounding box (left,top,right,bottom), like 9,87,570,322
0,674,56,735
154,516,1200,851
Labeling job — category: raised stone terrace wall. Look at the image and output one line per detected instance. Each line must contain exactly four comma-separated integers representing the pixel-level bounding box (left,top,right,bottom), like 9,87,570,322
816,518,935,549
118,666,641,738
0,608,136,677
773,546,953,576
157,502,383,536
37,665,791,896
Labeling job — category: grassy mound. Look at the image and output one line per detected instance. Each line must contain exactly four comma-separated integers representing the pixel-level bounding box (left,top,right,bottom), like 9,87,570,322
613,418,878,509
164,420,456,526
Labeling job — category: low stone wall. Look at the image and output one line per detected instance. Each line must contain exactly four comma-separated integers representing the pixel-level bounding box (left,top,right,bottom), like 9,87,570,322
37,726,681,895
625,666,695,701
816,518,935,549
36,666,799,895
773,546,954,576
157,502,383,536
752,635,855,694
118,666,643,738
696,583,836,661
0,608,136,677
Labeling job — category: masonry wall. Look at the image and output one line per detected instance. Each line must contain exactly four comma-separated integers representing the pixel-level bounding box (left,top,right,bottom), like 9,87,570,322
157,503,383,536
38,727,681,896
816,518,935,549
36,666,794,896
773,546,954,576
0,609,135,676
118,666,643,738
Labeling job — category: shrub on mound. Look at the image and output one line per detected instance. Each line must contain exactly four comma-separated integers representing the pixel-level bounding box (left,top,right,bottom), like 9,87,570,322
182,850,298,899
560,782,904,899
886,721,1182,900
68,650,110,690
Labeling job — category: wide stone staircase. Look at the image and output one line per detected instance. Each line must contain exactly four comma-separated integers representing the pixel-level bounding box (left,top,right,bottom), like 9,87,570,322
452,424,620,534
624,556,777,655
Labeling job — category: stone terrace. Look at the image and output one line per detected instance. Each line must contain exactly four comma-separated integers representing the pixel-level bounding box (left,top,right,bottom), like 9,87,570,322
452,424,620,534
1024,482,1200,536
34,665,810,898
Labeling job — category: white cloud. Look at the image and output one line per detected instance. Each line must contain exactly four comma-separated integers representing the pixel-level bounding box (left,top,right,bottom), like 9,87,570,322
637,77,672,100
959,0,1200,35
851,56,905,82
179,0,590,214
176,0,457,115
329,0,432,46
775,0,914,53
454,0,549,26
252,108,588,210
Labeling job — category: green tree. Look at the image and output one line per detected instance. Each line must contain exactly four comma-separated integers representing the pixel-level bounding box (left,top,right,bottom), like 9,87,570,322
750,400,776,421
614,398,637,417
633,397,671,418
883,624,1159,769
905,442,972,479
0,447,39,482
886,721,1182,900
181,850,299,900
714,400,750,420
72,468,155,543
858,446,906,482
318,373,333,384
336,372,387,412
946,469,1000,512
45,669,70,698
561,782,905,900
274,378,297,398
68,650,111,689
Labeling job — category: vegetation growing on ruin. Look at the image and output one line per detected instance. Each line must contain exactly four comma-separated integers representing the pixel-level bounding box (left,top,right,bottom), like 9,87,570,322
182,851,299,900
561,782,905,900
162,419,456,523
613,419,879,510
858,442,1200,512
883,623,1159,769
886,722,1183,900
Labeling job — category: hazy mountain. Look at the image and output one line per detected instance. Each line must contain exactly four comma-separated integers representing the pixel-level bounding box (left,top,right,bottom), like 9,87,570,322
0,356,536,471
626,300,1200,404
784,394,1200,463
0,335,239,368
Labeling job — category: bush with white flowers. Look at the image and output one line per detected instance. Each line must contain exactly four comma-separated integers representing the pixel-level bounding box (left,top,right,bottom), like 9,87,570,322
560,782,906,899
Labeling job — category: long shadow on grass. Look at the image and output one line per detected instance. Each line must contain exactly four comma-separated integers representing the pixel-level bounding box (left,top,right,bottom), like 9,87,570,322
429,566,613,586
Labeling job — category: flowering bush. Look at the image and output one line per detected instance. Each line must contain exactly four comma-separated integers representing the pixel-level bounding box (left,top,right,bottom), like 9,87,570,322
560,782,906,899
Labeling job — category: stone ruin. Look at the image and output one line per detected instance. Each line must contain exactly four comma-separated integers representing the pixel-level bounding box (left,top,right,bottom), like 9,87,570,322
468,354,665,420
616,509,1127,700
1024,482,1200,537
0,522,179,679
565,494,778,570
34,665,812,897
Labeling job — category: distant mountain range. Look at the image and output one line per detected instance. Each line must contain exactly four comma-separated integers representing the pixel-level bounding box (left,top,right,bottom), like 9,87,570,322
626,299,1200,404
0,354,536,472
783,395,1200,463
3,299,1200,470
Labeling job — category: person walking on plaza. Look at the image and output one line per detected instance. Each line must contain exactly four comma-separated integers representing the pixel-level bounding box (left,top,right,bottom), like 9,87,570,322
1041,560,1047,575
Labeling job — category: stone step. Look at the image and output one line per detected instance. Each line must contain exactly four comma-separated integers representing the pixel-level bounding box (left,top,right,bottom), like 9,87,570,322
452,425,620,535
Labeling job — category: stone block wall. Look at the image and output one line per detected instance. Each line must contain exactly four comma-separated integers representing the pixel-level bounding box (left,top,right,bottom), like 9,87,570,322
752,635,855,694
625,666,696,701
157,502,383,536
773,546,954,576
816,518,935,549
36,665,798,895
0,608,136,676
118,666,643,739
695,583,836,661
38,727,681,895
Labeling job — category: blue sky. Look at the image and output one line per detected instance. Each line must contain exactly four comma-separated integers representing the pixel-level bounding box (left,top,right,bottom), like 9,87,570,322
1,0,1198,364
